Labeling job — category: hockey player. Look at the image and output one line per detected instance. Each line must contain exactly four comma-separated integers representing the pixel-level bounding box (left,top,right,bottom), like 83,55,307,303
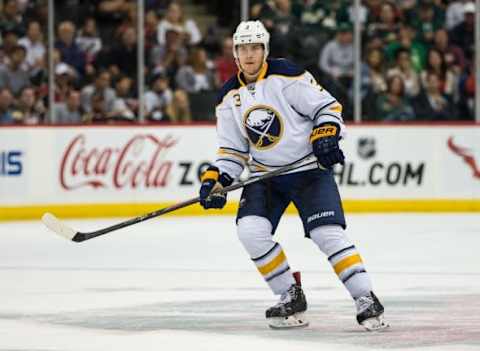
199,20,388,330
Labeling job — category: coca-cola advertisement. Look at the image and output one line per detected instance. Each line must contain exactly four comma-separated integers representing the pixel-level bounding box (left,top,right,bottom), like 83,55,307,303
51,127,217,203
60,133,178,190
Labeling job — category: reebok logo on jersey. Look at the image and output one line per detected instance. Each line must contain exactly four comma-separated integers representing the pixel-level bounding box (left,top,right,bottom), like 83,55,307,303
307,211,335,223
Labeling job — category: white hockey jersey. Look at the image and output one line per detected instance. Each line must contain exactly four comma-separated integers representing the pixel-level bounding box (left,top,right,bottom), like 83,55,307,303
214,58,345,179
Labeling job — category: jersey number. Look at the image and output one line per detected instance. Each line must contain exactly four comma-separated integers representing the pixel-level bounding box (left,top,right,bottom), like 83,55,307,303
233,93,241,106
310,78,324,92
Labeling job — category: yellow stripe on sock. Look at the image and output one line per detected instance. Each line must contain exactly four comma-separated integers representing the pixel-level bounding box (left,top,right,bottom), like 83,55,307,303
257,250,286,276
334,254,363,275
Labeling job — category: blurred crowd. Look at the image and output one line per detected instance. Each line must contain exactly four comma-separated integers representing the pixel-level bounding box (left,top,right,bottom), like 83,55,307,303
0,0,477,124
250,0,476,121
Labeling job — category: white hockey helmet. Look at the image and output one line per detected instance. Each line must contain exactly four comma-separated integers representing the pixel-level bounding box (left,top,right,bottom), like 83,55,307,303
232,20,270,62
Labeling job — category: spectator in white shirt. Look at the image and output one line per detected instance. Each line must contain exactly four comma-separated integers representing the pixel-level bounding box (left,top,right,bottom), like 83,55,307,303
387,48,420,97
446,0,469,30
145,71,173,121
76,17,102,62
111,75,136,120
18,21,45,70
319,23,354,90
157,2,202,46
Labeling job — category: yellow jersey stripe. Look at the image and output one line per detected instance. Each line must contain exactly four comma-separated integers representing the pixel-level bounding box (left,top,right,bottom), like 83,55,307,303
218,149,249,162
250,164,269,172
237,71,246,87
334,254,363,275
257,250,286,275
237,62,269,87
329,104,343,113
256,62,268,82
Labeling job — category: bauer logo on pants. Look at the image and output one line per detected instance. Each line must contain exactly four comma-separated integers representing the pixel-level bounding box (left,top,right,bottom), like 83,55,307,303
307,211,335,223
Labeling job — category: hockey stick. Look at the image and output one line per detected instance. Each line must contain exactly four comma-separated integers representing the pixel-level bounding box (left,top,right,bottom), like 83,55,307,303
42,158,318,243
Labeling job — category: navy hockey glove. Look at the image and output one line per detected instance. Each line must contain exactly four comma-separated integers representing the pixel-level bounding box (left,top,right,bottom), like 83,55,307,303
310,122,345,169
199,166,233,209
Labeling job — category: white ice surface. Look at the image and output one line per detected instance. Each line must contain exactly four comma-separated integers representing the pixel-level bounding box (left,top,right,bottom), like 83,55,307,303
1,214,480,351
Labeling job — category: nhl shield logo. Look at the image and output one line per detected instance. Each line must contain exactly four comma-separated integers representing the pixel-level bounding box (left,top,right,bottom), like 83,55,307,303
243,105,283,150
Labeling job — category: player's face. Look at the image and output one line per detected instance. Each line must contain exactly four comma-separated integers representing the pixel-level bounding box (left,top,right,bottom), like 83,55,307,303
236,43,264,78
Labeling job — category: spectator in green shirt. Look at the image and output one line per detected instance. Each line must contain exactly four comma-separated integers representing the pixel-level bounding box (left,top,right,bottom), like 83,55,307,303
385,25,427,72
408,1,445,46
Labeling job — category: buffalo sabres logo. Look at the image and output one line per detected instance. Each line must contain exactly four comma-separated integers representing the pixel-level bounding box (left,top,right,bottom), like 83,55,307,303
243,105,283,150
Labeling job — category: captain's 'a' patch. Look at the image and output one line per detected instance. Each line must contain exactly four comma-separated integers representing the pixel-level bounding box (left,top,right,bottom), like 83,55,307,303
243,105,283,150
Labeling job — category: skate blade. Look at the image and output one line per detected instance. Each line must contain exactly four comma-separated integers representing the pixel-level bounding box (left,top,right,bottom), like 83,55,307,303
361,314,390,331
268,312,309,329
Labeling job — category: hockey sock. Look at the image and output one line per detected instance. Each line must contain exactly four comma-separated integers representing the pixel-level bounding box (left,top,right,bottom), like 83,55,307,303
237,216,295,295
310,225,372,299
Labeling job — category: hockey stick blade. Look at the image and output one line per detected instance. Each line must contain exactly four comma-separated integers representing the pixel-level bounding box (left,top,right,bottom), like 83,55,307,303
42,213,79,241
41,196,200,243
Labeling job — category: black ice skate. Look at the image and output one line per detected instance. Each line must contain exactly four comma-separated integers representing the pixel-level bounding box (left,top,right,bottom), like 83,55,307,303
355,291,389,331
266,273,308,329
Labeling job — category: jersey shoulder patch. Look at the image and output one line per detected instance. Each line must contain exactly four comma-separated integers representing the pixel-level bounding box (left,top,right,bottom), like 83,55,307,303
217,75,241,105
266,58,305,78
